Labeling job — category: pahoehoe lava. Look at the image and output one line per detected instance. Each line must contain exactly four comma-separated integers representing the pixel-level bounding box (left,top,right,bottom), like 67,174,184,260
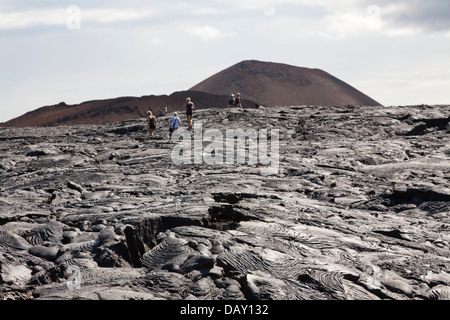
1,104,449,300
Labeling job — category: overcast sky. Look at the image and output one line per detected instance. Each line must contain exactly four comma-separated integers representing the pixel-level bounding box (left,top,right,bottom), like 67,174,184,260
1,0,449,123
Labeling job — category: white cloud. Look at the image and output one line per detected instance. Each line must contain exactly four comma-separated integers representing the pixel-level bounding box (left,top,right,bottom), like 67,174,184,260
321,1,450,38
0,9,65,29
180,24,235,41
82,8,154,24
305,3,426,39
151,37,163,45
191,8,222,15
320,10,375,39
220,0,450,38
0,7,154,30
264,8,276,16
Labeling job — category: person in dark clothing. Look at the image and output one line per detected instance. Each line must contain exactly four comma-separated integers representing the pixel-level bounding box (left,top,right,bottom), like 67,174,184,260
185,97,195,130
228,94,235,108
147,111,157,136
234,93,242,108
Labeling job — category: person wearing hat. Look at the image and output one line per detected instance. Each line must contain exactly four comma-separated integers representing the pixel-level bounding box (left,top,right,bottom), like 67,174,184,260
146,111,157,136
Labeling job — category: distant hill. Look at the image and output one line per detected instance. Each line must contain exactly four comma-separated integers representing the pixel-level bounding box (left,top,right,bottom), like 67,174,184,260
190,60,382,107
1,91,256,128
1,60,382,127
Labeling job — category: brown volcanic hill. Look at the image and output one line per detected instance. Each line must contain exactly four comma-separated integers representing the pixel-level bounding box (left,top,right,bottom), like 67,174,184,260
1,91,256,128
190,60,382,107
2,60,381,128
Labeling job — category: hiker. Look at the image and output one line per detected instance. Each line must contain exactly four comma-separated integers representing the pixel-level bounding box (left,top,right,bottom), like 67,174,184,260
169,112,181,139
234,93,242,108
147,111,157,136
185,97,195,130
227,94,235,108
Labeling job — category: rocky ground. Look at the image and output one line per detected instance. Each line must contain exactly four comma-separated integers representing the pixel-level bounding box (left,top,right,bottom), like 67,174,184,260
0,104,449,300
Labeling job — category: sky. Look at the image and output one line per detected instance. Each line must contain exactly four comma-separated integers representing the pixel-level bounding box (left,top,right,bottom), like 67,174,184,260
1,0,449,123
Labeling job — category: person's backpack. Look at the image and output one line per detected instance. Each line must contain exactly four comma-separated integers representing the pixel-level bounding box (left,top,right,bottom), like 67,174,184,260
169,116,178,133
228,96,234,105
150,117,156,127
